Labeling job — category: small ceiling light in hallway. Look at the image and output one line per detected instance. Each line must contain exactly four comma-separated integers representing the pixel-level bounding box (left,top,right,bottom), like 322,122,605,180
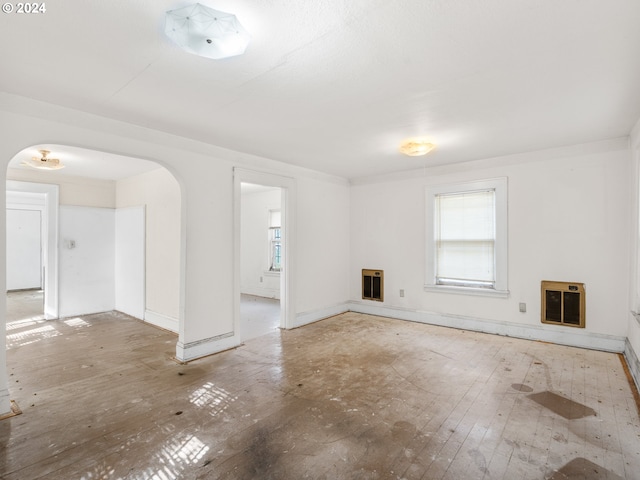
164,3,250,60
399,138,436,157
21,150,65,170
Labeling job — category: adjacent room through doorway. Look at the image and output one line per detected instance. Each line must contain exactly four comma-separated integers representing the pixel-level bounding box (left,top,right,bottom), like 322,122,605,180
239,182,283,341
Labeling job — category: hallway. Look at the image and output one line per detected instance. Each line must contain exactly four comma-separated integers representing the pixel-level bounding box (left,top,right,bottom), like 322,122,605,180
1,299,639,479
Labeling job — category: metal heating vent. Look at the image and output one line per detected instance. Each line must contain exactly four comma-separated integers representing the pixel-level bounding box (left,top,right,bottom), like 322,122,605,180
362,269,384,302
541,281,585,328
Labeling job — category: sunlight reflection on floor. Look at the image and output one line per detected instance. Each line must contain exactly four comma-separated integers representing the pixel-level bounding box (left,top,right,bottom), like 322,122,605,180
6,322,61,349
137,434,210,480
190,381,238,417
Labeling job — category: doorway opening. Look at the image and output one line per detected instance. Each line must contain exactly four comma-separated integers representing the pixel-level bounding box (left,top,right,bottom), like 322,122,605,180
6,181,58,323
239,183,283,341
5,189,48,339
233,168,295,342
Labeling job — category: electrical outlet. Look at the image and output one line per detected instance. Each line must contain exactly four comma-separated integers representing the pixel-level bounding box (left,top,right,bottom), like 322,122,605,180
519,302,526,313
260,276,263,283
400,289,405,297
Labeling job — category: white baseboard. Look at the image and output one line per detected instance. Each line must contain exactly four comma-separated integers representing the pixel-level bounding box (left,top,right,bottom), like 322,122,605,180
625,338,640,393
172,301,630,363
144,310,179,333
293,303,350,328
176,332,240,362
241,287,280,300
0,388,11,416
347,301,626,353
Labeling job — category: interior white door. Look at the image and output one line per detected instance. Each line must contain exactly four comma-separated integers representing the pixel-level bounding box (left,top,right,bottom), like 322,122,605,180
6,208,42,290
115,206,145,319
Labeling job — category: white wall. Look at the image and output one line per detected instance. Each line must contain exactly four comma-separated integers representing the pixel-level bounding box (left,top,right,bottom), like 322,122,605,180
627,117,640,390
296,177,351,321
350,139,631,350
115,206,145,320
58,206,115,317
241,187,281,299
116,168,180,330
7,168,115,208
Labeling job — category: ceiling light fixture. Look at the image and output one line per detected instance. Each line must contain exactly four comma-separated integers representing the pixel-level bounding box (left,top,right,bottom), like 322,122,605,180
399,138,436,157
21,150,65,170
164,3,250,60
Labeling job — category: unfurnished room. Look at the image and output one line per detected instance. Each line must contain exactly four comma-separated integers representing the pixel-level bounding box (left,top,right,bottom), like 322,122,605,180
1,1,640,479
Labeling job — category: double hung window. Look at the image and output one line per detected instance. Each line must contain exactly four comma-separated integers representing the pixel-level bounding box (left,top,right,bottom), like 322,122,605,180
425,178,508,296
269,209,282,272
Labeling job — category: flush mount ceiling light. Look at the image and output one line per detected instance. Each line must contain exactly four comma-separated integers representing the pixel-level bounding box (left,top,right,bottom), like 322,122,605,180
399,138,436,157
21,150,65,170
165,3,250,60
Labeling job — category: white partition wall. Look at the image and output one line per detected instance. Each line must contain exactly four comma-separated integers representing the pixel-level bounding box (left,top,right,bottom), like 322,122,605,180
58,206,115,317
115,206,145,320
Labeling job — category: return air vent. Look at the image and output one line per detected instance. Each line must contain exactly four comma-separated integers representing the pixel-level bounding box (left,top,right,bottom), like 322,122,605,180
541,281,585,328
362,269,384,302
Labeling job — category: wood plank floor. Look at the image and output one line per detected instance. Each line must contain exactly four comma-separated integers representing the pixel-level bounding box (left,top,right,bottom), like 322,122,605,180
2,294,639,479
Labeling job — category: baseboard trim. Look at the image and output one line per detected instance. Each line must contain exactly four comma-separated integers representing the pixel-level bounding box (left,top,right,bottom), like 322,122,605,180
175,332,240,362
241,287,280,300
0,388,11,418
294,303,350,328
144,310,179,333
625,338,640,393
347,301,626,353
173,301,629,362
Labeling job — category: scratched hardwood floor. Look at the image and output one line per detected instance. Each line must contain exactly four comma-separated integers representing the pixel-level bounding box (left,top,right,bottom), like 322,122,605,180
1,291,639,479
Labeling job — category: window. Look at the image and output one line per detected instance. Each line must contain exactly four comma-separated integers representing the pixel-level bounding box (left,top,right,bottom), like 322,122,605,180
425,178,508,297
269,209,282,271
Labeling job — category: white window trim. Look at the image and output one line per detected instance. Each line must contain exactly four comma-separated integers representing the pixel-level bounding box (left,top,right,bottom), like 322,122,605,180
424,177,509,298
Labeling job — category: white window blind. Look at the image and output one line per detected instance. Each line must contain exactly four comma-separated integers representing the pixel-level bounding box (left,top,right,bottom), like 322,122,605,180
434,189,496,288
269,210,281,229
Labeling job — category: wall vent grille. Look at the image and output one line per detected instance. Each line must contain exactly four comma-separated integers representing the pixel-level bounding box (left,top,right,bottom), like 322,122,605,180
362,269,384,302
541,281,585,328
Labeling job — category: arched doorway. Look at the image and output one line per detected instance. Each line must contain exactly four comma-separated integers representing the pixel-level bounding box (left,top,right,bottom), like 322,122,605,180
5,144,183,334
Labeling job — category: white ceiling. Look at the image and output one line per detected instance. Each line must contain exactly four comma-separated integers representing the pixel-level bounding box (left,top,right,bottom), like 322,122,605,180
2,0,640,180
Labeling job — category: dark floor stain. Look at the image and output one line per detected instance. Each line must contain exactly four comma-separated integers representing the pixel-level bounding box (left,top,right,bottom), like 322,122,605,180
552,432,568,444
247,428,276,476
547,457,624,479
528,391,596,420
391,420,417,444
511,383,533,392
468,448,489,475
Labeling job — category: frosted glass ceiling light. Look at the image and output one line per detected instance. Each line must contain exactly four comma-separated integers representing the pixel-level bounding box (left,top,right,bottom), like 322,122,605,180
21,149,65,170
165,3,250,60
399,138,436,156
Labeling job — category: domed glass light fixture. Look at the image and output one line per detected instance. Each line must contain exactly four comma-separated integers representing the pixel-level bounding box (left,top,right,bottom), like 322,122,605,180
399,138,436,156
165,3,250,60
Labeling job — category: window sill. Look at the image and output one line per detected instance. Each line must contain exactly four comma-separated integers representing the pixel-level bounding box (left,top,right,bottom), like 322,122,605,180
264,271,280,277
424,284,510,298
